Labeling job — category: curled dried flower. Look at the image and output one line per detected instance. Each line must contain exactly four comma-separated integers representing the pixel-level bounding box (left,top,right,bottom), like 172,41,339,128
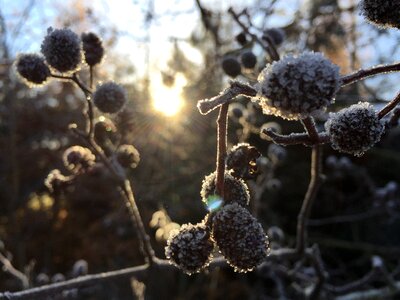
201,171,250,207
221,56,241,78
41,27,82,73
44,169,69,193
116,144,140,169
212,203,269,272
226,143,261,179
15,53,50,86
360,0,400,29
63,145,95,173
240,51,257,69
256,52,340,120
165,222,214,275
81,32,104,66
93,82,127,113
325,102,384,156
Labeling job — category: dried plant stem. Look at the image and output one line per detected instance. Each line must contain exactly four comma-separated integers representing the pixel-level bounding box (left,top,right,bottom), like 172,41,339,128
65,75,155,264
122,180,155,264
296,145,323,254
262,129,329,146
341,61,400,86
215,103,229,198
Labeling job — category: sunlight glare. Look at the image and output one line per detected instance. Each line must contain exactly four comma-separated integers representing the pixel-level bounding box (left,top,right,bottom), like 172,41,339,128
151,74,187,117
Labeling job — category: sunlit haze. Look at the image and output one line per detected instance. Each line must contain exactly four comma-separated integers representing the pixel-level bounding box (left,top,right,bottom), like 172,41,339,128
151,73,187,117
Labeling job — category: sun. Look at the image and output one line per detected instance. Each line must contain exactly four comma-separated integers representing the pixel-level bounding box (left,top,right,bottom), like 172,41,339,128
151,73,187,117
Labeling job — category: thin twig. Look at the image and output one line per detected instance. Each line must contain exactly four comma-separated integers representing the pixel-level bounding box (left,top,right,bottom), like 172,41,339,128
378,91,400,119
341,62,400,86
227,7,279,61
215,103,229,198
262,129,330,146
197,81,257,114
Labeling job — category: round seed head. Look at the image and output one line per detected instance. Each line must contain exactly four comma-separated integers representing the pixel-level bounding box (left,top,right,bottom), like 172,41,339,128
81,32,104,66
240,51,257,69
325,102,385,156
235,32,247,46
256,52,341,120
72,259,88,277
15,53,50,86
226,143,261,179
263,28,285,46
201,171,250,207
228,102,246,121
165,222,214,275
41,27,82,73
360,0,400,29
212,203,269,272
116,144,140,169
222,56,241,78
63,146,95,173
93,82,127,113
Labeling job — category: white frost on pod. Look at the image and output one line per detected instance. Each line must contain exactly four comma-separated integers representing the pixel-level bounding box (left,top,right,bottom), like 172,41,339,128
325,102,385,157
201,171,250,207
165,222,214,275
93,82,127,114
211,203,269,273
256,52,340,120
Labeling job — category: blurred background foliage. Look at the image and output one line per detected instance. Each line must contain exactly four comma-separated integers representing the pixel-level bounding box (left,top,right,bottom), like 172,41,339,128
2,0,400,299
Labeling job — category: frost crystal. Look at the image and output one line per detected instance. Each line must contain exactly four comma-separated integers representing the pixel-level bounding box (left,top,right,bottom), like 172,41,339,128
360,0,400,29
325,102,385,156
165,222,214,275
226,143,261,179
15,53,50,86
116,144,140,169
41,27,82,73
93,82,127,114
201,171,250,207
256,52,340,120
63,145,96,173
212,203,269,272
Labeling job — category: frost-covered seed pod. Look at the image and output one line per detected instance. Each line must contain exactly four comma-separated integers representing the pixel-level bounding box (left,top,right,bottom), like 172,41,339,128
228,102,246,121
267,226,285,244
201,171,250,207
240,51,257,69
165,222,214,275
256,52,340,120
52,273,65,283
263,28,285,46
94,117,117,143
15,53,50,86
116,144,140,169
93,82,127,113
41,27,82,73
226,143,261,179
325,102,384,156
212,203,269,272
72,259,88,277
221,56,241,78
81,32,104,66
236,32,247,46
360,0,400,29
63,146,95,173
36,273,50,286
267,144,287,163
